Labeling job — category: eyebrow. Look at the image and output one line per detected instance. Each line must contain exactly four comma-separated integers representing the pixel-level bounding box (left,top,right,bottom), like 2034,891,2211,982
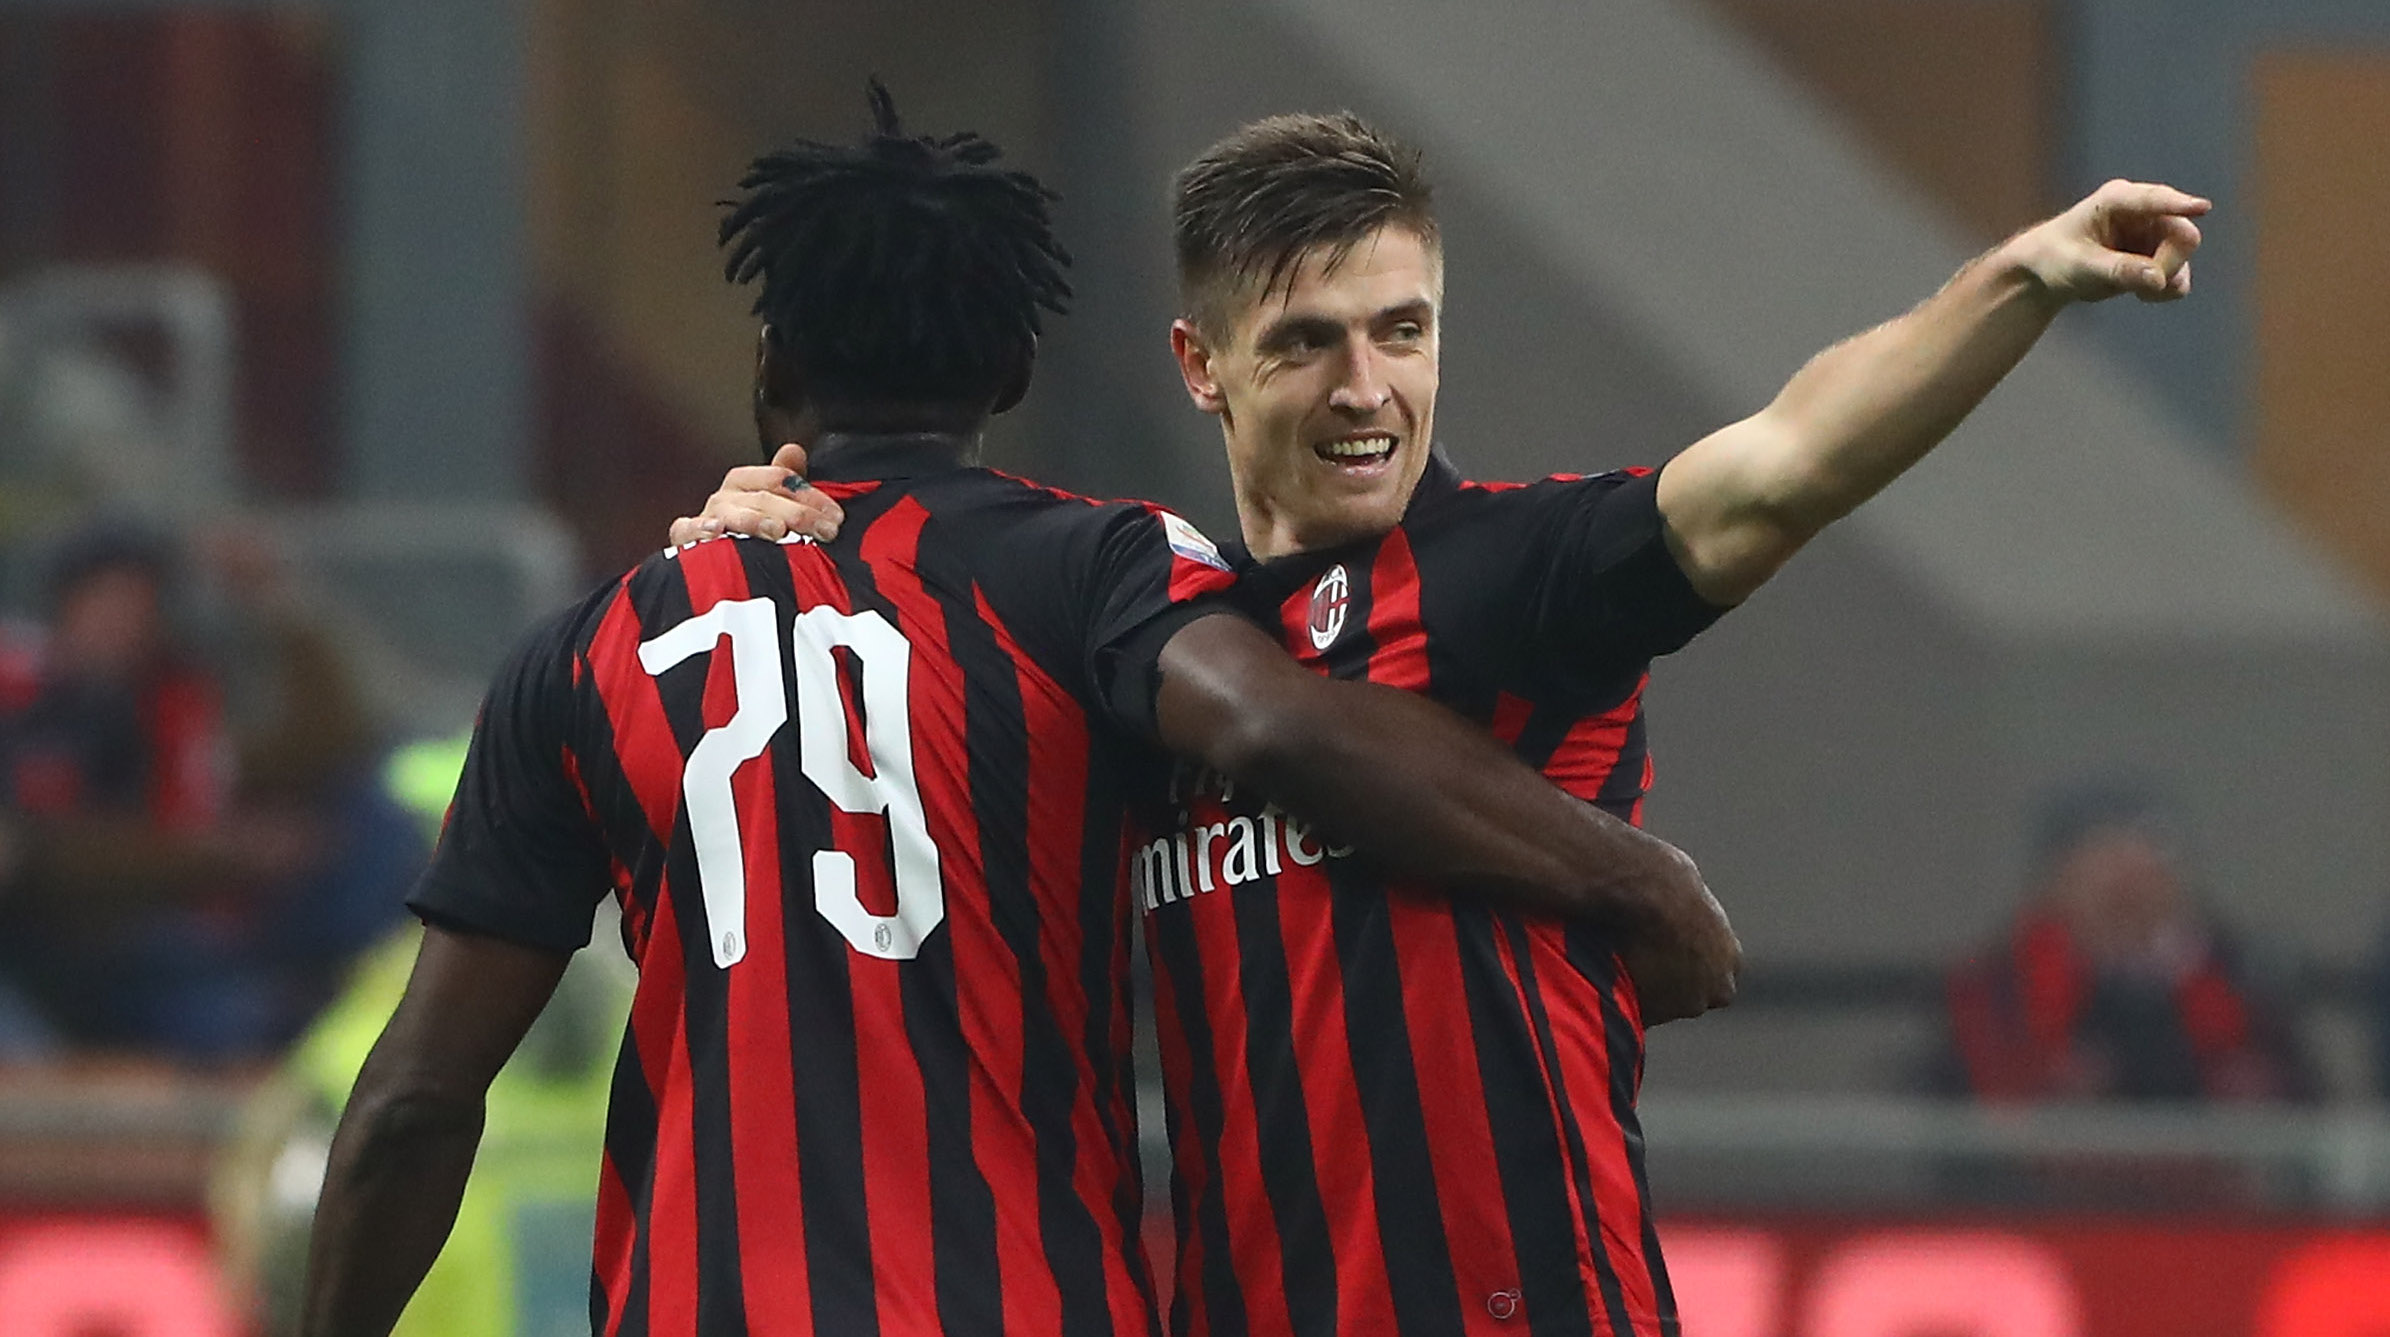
1253,299,1436,352
1254,313,1343,353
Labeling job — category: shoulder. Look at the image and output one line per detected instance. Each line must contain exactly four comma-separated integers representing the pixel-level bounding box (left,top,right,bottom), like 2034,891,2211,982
1447,466,1650,508
946,469,1232,567
1437,466,1663,552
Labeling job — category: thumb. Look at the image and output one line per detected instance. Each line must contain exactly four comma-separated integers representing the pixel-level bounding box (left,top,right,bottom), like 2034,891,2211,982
771,440,811,475
2115,252,2166,295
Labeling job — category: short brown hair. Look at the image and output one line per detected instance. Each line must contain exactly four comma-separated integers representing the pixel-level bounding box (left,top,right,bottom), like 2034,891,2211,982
1173,112,1438,338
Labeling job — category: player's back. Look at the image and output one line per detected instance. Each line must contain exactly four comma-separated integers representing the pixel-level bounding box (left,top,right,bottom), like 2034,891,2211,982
418,444,1235,1336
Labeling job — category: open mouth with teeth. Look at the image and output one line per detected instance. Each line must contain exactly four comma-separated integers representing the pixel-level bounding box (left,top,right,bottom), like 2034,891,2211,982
1315,433,1398,472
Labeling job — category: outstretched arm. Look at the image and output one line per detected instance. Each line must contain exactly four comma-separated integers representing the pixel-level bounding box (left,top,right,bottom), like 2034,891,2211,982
300,925,570,1337
1656,179,2209,606
667,452,1738,1019
1152,613,1739,1021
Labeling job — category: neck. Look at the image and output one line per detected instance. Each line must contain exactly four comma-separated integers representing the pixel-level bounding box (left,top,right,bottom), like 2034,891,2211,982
1234,491,1306,561
809,427,978,464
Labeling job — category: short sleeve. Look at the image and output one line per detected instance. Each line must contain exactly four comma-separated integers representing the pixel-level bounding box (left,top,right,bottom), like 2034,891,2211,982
406,605,612,955
1530,466,1728,661
1081,505,1242,742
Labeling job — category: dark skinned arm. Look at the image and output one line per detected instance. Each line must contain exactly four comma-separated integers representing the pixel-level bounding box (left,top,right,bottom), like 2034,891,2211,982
1154,613,1739,1021
299,924,572,1337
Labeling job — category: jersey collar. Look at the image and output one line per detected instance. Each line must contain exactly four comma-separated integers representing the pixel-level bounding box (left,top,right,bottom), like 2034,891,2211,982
1221,448,1464,599
1409,449,1464,512
804,433,976,483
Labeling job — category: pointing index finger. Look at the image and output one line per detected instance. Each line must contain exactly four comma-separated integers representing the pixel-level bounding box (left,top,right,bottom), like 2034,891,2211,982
2110,179,2212,217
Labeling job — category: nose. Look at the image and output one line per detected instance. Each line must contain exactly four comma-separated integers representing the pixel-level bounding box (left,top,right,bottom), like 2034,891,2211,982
1327,339,1390,415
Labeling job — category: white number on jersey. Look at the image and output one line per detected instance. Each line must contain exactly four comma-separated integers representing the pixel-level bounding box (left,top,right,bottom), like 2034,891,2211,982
637,600,943,967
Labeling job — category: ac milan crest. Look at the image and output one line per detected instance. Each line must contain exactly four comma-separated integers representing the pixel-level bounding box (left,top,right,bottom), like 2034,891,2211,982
1308,563,1350,651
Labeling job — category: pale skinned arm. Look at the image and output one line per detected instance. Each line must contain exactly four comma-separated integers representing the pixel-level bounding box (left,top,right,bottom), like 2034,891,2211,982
666,450,1738,1018
1654,179,2210,606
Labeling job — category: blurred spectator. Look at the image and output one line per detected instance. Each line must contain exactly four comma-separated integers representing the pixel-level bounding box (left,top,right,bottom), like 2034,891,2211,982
0,524,419,1063
1941,783,2316,1104
2374,922,2390,1099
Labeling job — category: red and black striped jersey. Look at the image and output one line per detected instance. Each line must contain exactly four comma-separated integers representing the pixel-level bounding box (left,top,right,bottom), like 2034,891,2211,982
409,437,1238,1337
1133,457,1725,1337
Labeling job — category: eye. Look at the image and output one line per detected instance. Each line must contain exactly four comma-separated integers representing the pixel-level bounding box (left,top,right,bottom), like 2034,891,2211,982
1385,320,1426,345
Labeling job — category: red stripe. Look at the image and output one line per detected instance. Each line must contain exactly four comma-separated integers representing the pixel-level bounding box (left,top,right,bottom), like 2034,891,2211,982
976,585,1153,1333
1170,551,1237,603
1488,928,1603,1319
1489,690,1534,747
1455,471,1589,496
1543,677,1646,803
867,499,1062,1335
1363,528,1429,692
679,544,821,1332
1194,899,1294,1337
585,579,680,841
582,571,697,1331
594,1152,636,1337
1527,930,1662,1328
1356,553,1510,1327
841,499,945,1334
634,887,697,1337
1273,864,1398,1333
1385,903,1521,1331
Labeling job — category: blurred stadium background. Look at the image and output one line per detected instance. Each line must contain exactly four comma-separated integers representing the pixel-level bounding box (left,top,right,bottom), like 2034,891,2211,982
2,0,2388,1332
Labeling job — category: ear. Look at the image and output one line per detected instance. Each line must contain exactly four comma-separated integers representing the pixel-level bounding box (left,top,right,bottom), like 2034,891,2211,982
1171,319,1227,415
989,341,1036,416
754,326,812,458
755,326,803,409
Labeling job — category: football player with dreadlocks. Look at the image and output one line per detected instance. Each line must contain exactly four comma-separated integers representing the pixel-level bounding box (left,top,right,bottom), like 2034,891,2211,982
297,84,1731,1337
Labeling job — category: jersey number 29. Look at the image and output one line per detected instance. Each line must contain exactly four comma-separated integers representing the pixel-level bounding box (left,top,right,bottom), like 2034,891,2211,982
638,598,943,968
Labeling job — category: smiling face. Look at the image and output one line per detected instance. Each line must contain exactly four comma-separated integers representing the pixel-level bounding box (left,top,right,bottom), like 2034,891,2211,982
1173,225,1442,558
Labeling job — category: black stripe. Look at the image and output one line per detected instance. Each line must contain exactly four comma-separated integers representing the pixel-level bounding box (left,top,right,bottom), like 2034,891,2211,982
1450,910,1594,1337
602,1030,660,1337
741,533,884,1337
575,578,670,1337
640,558,750,1336
900,919,1003,1334
1230,869,1335,1335
848,519,1002,1336
685,902,748,1336
1087,750,1163,1335
1569,929,1677,1336
1507,701,1576,775
1502,921,1635,1337
1149,910,1251,1337
1592,709,1648,814
935,538,1127,1337
1326,871,1465,1337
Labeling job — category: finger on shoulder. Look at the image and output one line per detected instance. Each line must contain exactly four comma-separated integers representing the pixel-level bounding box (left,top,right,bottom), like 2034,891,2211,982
713,501,789,541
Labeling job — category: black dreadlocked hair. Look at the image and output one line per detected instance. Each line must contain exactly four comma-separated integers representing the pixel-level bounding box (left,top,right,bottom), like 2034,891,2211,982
720,79,1072,410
